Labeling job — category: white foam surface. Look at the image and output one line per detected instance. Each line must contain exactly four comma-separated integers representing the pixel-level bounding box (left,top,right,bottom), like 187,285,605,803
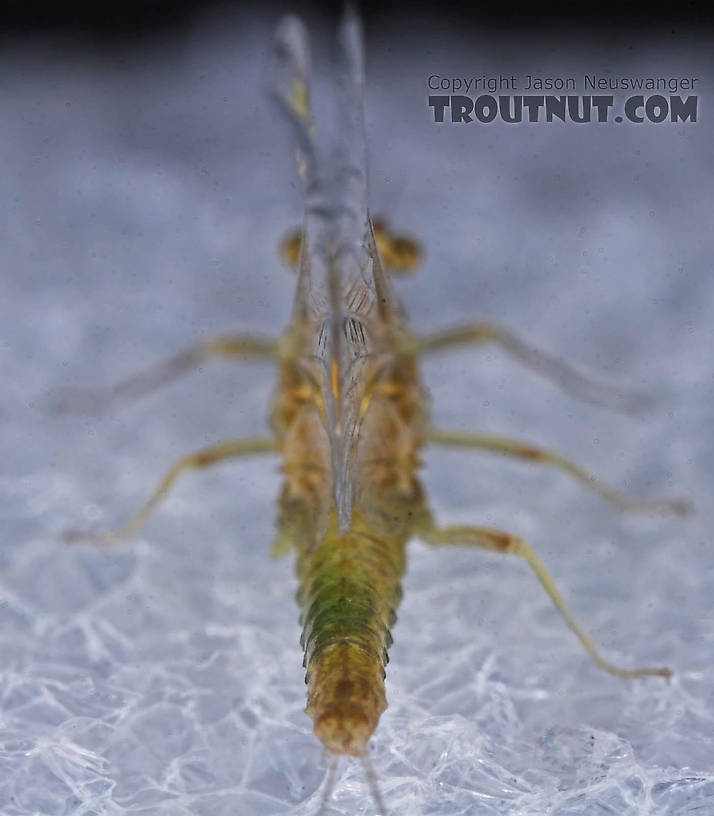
1,11,712,815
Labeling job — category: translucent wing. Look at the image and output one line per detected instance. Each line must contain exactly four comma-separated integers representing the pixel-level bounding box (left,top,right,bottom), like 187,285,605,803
272,9,401,533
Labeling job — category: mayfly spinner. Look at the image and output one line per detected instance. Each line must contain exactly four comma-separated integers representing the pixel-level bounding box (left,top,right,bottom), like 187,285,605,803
61,9,691,814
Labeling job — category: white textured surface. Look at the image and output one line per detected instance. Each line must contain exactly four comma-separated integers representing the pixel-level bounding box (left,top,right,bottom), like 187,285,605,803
1,11,712,816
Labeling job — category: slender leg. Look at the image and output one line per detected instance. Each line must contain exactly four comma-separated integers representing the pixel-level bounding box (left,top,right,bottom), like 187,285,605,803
418,322,648,413
418,519,671,681
427,428,691,516
65,436,277,545
48,333,278,414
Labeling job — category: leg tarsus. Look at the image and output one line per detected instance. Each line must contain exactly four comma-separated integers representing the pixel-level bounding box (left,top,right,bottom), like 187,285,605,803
427,428,692,517
418,321,651,414
65,436,277,546
47,333,277,415
419,521,671,682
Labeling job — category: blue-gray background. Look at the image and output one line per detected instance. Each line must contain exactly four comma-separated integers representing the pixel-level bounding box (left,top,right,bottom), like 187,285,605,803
1,8,712,815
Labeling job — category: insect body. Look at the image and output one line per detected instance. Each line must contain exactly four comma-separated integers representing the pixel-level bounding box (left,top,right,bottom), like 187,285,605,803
61,9,690,814
268,12,432,762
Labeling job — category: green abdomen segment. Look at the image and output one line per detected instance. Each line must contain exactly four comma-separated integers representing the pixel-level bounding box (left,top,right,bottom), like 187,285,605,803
296,510,406,755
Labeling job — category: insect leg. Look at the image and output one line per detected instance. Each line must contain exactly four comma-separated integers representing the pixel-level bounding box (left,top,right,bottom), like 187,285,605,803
48,333,277,414
418,520,671,681
417,322,648,413
427,428,691,516
65,436,277,545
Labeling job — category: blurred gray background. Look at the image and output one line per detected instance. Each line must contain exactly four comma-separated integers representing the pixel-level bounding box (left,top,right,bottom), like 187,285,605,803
1,6,712,815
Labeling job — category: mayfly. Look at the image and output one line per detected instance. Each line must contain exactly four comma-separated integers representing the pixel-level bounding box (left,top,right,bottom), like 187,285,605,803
60,9,691,814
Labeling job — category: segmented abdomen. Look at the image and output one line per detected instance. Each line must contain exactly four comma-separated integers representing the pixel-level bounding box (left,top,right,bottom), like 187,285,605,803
296,509,406,756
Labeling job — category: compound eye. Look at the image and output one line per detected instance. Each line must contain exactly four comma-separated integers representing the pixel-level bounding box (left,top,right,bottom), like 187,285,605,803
279,229,302,269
